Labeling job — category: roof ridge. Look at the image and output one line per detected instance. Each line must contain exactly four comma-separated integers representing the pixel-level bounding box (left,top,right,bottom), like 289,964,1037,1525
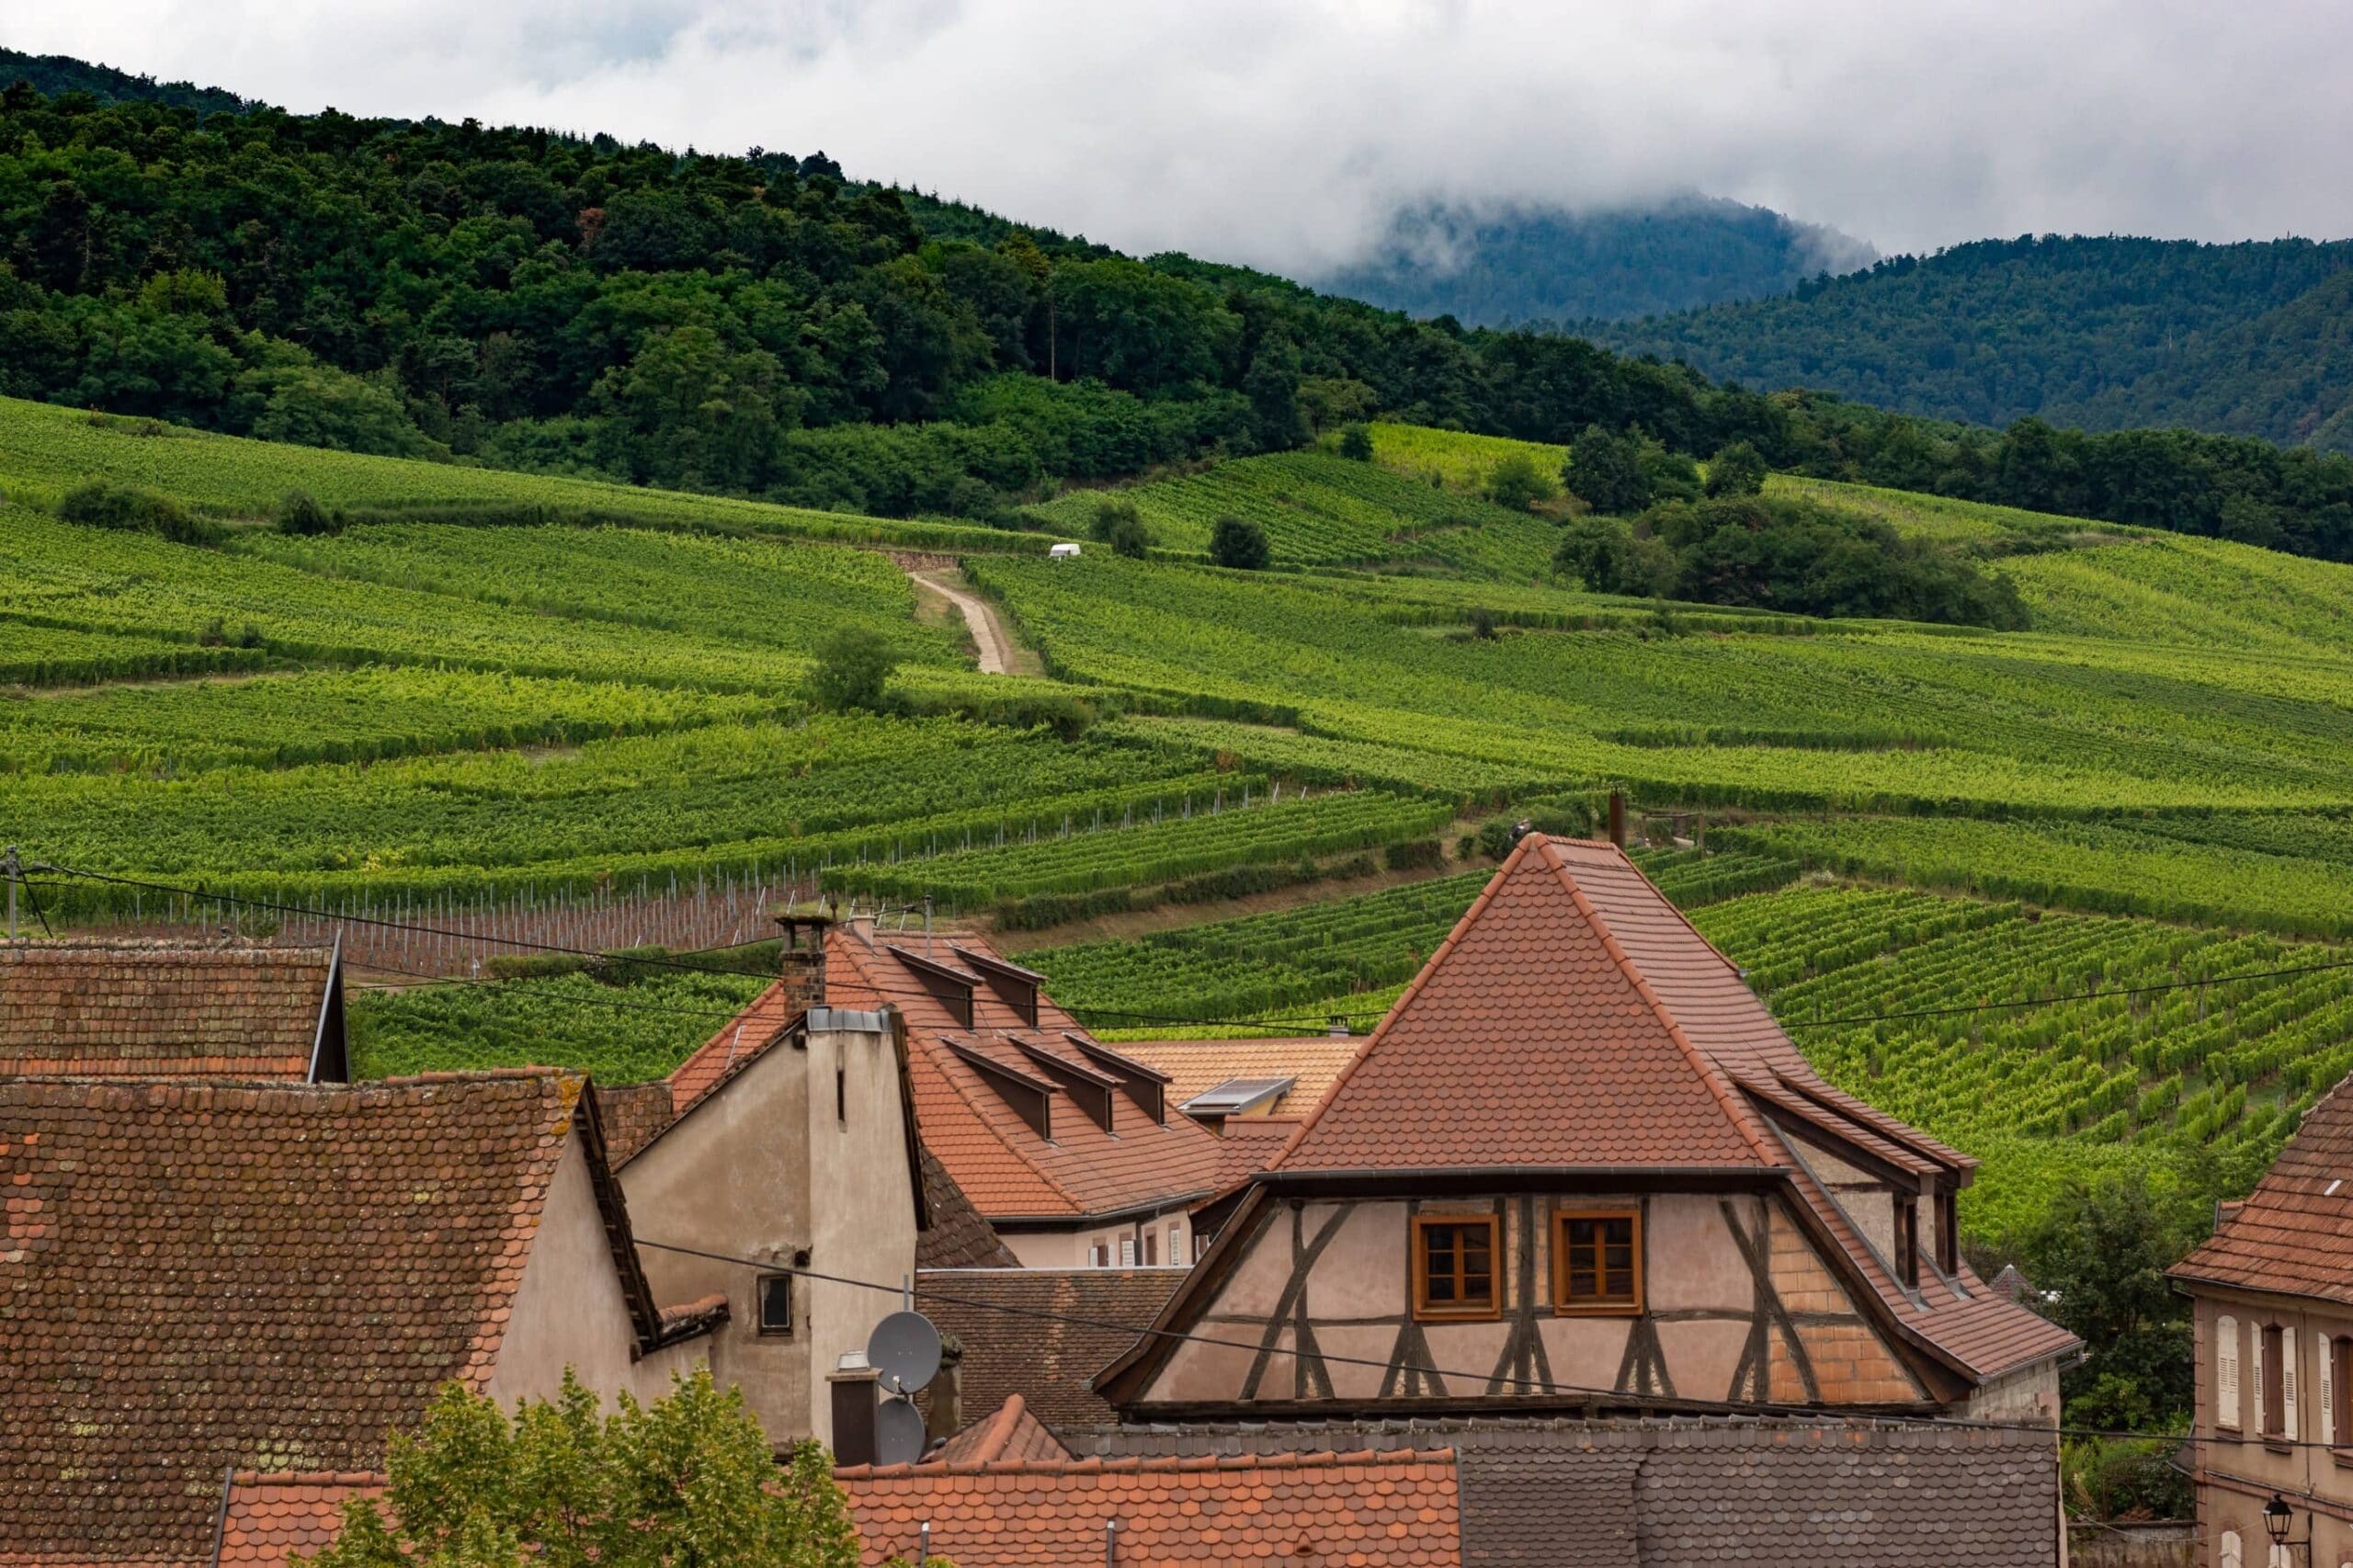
1266,832,1549,1173
1536,838,1781,1168
231,1469,391,1486
838,1445,1459,1480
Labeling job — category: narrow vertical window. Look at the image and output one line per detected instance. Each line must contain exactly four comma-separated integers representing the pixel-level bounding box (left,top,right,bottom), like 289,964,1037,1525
835,1061,847,1122
2263,1324,2286,1438
2332,1336,2351,1449
1142,1229,1158,1266
2218,1314,2241,1430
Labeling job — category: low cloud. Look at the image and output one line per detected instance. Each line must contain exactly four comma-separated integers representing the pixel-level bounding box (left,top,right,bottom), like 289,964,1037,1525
12,0,2351,272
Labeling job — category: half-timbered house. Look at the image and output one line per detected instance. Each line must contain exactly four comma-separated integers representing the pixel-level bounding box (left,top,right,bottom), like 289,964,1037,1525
1095,834,2079,1420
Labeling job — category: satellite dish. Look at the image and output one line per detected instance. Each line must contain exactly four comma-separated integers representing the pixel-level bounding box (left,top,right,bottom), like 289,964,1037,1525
868,1309,942,1395
874,1394,926,1465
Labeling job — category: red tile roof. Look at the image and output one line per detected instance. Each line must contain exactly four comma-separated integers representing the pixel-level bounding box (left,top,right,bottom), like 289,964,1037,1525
0,1071,676,1567
838,1447,1461,1567
1117,836,2074,1398
0,939,340,1081
928,1395,1072,1466
828,930,1228,1223
2172,1073,2353,1301
1211,1116,1305,1190
217,1472,387,1568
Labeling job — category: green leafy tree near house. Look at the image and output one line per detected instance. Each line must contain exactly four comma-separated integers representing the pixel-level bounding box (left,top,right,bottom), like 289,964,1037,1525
307,1369,940,1568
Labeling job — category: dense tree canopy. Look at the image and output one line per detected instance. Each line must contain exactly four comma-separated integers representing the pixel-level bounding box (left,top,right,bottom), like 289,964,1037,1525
4,74,2352,562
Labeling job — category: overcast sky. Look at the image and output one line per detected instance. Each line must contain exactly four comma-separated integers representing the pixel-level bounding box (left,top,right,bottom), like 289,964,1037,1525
10,0,2350,275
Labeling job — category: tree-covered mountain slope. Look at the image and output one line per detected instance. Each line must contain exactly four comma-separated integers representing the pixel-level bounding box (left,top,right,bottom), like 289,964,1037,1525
1314,194,1876,327
1592,234,2353,448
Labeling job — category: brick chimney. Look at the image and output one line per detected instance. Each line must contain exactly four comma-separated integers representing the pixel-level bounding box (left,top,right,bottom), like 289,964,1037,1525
776,912,831,1013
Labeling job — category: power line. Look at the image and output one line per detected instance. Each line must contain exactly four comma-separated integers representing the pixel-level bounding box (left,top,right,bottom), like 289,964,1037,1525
631,1234,2267,1454
27,862,1371,1033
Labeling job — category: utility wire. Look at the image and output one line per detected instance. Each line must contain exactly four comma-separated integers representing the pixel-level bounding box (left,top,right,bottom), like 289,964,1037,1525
632,1234,2270,1454
28,863,1370,1032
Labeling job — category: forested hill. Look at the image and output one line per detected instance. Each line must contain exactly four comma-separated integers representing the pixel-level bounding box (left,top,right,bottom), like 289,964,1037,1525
3,64,2353,563
0,47,256,117
1315,196,1876,326
1592,234,2353,449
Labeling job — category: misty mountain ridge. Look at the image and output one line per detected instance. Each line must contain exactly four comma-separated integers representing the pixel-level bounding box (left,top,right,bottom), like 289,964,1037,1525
1315,194,1878,326
1591,233,2353,449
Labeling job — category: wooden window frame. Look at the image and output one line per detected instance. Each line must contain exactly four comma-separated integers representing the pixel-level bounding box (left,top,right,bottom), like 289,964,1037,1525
1551,1208,1644,1317
1412,1214,1501,1322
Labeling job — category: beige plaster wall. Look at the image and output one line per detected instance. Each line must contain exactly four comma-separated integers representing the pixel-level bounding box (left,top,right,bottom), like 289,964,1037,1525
1002,1210,1194,1270
2193,1290,2353,1531
487,1129,708,1408
803,1023,922,1448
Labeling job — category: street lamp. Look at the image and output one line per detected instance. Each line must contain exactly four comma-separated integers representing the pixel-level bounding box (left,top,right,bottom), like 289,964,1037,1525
2265,1494,2309,1562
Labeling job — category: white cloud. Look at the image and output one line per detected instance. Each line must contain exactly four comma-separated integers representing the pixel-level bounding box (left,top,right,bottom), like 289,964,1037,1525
9,0,2351,271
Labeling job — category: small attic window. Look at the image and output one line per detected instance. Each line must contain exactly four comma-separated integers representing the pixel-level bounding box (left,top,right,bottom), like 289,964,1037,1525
757,1274,794,1336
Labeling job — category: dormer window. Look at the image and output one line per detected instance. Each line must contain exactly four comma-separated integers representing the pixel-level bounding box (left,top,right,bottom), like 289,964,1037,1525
1894,1197,1920,1289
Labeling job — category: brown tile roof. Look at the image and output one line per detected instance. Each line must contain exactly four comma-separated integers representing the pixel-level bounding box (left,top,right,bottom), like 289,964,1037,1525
1063,1415,2058,1568
217,1472,387,1568
1211,1115,1305,1190
917,1267,1186,1428
0,939,340,1081
828,931,1227,1223
928,1395,1073,1466
1117,1036,1361,1118
2172,1073,2353,1301
1119,836,2074,1399
915,1146,1020,1269
838,1448,1461,1567
0,1071,676,1568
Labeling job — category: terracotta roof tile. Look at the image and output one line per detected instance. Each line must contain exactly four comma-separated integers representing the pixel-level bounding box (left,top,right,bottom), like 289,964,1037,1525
217,1472,389,1568
838,1447,1461,1567
1253,836,2074,1386
829,933,1228,1223
917,1267,1186,1427
0,1071,636,1566
0,939,337,1080
2173,1072,2353,1301
1211,1116,1305,1190
929,1395,1073,1466
915,1147,1021,1269
1118,1037,1361,1118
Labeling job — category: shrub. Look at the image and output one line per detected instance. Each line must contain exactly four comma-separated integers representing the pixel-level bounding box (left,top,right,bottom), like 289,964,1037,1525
1705,440,1770,497
56,481,220,544
805,626,897,713
1210,515,1271,570
1484,452,1558,512
275,490,337,535
1090,496,1153,558
1337,422,1375,461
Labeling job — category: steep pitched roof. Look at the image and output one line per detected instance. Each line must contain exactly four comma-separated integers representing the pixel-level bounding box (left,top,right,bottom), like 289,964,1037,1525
917,1267,1187,1427
216,1472,387,1568
837,1448,1461,1568
2172,1072,2353,1301
1275,838,1782,1174
827,930,1227,1222
915,1146,1021,1269
0,938,342,1081
0,1071,679,1568
1112,836,2074,1399
1119,1036,1361,1119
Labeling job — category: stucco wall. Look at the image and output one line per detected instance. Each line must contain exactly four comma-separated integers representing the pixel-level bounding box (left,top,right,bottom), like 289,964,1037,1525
620,1022,920,1451
486,1128,709,1408
1140,1187,1933,1411
2191,1289,2353,1565
1002,1210,1194,1270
